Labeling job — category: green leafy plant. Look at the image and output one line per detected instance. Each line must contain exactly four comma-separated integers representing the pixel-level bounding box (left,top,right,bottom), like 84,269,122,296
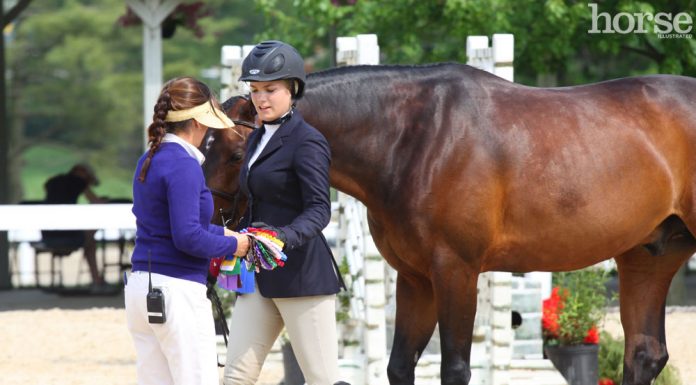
598,331,624,384
599,331,682,385
543,267,609,346
336,255,352,323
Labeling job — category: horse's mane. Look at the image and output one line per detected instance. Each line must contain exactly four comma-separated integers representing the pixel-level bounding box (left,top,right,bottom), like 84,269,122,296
309,62,460,77
304,62,508,100
307,62,494,82
308,63,692,93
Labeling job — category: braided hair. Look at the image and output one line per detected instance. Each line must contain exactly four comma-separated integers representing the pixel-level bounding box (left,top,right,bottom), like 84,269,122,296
138,77,219,182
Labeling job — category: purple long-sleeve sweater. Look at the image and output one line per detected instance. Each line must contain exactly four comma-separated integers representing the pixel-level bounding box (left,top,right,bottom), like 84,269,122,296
130,142,237,284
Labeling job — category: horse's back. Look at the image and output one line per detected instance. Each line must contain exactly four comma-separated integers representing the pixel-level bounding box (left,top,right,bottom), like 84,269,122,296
437,71,696,271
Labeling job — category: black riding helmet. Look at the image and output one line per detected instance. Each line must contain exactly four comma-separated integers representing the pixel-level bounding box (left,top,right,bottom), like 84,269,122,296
239,40,306,99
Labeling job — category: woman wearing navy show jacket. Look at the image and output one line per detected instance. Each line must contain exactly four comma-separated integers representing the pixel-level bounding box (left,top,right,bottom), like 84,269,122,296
125,77,249,385
222,41,348,385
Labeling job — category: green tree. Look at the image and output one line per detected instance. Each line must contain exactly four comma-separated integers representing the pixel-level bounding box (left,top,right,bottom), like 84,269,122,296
253,0,695,85
7,0,264,200
2,0,32,204
8,0,144,198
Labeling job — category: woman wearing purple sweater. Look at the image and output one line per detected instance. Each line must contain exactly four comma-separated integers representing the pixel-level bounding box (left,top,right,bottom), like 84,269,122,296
125,77,249,385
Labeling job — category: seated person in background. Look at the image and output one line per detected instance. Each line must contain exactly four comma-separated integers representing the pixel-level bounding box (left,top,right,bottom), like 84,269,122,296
43,163,107,285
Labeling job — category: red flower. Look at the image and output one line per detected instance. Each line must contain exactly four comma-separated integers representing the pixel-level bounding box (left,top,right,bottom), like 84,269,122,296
542,287,564,338
543,286,600,345
584,325,600,344
598,378,615,385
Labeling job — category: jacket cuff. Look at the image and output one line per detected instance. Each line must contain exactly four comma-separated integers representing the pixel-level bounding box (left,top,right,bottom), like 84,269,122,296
280,226,297,251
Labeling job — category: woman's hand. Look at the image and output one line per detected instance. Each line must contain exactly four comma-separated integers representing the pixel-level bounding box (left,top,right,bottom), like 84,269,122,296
225,228,250,256
233,233,250,256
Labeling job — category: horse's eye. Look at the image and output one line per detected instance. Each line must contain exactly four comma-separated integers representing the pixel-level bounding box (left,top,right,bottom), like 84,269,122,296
229,151,244,163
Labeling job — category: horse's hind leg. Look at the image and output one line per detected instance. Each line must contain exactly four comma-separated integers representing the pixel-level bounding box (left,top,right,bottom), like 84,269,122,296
387,271,437,384
615,234,696,385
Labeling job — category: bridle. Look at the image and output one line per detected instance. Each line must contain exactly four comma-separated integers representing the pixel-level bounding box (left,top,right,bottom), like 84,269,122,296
228,94,261,130
209,95,259,228
210,187,243,229
206,95,262,366
231,119,259,130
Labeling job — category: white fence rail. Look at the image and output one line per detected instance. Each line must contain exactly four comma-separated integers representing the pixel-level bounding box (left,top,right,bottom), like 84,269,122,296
219,44,255,101
0,204,135,231
0,204,136,287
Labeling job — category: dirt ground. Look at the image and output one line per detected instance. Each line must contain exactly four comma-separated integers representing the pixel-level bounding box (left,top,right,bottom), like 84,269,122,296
0,289,694,385
2,244,285,385
0,290,284,385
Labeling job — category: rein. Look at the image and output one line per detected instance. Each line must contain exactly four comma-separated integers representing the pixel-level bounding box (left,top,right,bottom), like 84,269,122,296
226,94,260,131
205,101,258,365
233,119,259,130
210,188,243,229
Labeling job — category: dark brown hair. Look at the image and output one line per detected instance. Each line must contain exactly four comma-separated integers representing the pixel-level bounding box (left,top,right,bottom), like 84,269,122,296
137,77,219,182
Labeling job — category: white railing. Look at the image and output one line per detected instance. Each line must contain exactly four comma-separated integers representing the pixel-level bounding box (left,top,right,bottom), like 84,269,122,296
0,204,135,231
219,44,255,102
0,204,136,286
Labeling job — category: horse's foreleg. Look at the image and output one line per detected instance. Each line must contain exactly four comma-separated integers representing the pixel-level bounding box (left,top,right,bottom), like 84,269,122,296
615,237,695,385
431,253,479,385
387,272,437,385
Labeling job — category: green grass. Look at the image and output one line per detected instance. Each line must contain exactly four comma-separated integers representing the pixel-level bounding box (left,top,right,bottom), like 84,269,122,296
21,143,135,202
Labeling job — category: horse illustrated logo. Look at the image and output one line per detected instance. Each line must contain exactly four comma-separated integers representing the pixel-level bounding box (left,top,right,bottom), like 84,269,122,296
587,3,693,39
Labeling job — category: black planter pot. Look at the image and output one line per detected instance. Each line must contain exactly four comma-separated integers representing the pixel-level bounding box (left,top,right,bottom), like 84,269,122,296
545,344,599,385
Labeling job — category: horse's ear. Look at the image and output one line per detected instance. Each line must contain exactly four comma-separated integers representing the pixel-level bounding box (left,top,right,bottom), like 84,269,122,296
221,95,256,120
221,96,235,113
245,97,257,118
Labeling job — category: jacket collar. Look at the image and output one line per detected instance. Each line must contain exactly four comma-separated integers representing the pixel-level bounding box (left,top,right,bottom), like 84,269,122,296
246,109,303,169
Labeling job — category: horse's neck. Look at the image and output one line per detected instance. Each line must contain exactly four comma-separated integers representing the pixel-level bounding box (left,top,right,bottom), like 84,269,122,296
298,97,389,206
305,117,378,204
297,64,485,207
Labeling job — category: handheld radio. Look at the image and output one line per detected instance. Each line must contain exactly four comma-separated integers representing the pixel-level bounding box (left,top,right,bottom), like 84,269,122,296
146,250,166,324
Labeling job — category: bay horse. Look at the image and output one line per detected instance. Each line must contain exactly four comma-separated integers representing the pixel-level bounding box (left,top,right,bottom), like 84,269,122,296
200,97,257,229
209,63,696,385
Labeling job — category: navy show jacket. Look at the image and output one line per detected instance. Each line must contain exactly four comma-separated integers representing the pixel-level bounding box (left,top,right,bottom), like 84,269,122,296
238,109,342,298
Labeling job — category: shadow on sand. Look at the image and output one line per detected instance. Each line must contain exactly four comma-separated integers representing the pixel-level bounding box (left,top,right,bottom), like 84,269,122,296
0,285,125,311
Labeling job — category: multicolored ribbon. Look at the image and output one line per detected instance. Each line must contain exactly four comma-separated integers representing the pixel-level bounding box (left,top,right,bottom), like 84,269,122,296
217,227,287,292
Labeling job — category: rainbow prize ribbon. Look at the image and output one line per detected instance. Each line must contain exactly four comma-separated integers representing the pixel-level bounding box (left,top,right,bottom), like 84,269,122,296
217,227,288,292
